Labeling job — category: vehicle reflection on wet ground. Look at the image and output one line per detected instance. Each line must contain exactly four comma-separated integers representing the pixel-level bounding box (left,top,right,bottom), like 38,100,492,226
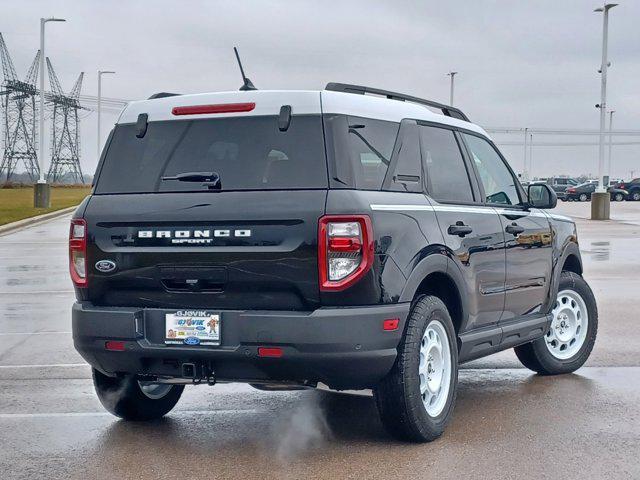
0,201,639,479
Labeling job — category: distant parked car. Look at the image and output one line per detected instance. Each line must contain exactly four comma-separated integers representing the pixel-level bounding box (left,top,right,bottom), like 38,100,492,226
614,178,640,201
565,181,628,202
548,177,579,201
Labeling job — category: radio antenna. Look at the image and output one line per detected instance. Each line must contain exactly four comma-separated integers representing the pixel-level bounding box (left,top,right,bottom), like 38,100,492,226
234,47,257,91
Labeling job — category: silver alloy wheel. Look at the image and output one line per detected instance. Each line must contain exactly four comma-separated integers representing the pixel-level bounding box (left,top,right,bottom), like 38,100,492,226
614,193,624,201
138,381,173,400
633,192,640,201
545,289,589,360
579,193,588,202
419,320,452,417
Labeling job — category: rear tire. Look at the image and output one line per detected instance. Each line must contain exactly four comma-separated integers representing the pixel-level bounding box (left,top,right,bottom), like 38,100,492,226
514,272,597,375
631,191,640,201
374,295,458,442
614,192,624,202
579,193,588,202
93,368,184,420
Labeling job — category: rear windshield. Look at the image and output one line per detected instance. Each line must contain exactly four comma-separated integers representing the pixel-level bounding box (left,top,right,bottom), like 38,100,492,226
94,115,328,194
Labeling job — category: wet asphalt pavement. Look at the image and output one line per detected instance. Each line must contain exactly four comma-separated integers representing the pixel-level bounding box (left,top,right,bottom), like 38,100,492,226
0,201,639,479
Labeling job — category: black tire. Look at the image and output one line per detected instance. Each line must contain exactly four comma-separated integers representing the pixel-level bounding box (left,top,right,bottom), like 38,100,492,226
579,193,588,202
374,295,458,442
514,272,597,375
631,191,640,201
92,368,184,420
614,192,624,202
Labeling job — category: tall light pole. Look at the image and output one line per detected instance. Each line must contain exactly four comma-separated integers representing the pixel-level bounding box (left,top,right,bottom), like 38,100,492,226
35,17,65,208
97,70,115,162
447,71,457,105
592,3,617,220
607,109,615,181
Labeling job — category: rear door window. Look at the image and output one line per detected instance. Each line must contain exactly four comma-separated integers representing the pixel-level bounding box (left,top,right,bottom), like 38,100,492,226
94,115,328,194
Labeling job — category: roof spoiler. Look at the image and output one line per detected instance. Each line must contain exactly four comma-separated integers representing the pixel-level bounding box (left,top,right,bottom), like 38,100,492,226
147,92,181,100
325,82,470,122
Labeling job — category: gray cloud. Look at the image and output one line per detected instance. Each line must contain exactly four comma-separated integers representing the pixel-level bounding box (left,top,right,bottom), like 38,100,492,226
3,0,639,178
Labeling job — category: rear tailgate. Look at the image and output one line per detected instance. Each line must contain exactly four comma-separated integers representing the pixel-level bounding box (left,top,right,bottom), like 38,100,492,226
82,191,326,310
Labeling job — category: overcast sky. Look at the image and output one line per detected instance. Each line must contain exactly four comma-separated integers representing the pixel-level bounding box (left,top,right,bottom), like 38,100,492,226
3,0,640,179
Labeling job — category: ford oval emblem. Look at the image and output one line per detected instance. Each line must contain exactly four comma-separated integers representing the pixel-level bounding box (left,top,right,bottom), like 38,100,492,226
184,336,200,346
95,260,116,273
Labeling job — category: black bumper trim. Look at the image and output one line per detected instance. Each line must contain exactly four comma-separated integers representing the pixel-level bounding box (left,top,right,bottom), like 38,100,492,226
72,302,410,390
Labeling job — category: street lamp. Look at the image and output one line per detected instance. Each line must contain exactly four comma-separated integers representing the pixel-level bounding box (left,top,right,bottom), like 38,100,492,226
591,3,617,220
97,70,115,162
35,17,65,208
447,71,458,106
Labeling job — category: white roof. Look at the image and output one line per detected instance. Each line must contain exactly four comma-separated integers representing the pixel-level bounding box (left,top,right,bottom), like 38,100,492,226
117,89,488,137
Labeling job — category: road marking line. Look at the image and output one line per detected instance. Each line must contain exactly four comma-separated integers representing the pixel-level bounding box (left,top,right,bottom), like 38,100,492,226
0,290,74,295
0,409,258,419
0,331,71,336
0,363,87,369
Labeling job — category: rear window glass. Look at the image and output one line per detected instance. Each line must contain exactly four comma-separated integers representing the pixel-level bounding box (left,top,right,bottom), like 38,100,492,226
94,115,328,194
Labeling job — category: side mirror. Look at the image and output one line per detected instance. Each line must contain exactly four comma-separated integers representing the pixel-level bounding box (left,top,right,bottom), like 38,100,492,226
527,183,557,209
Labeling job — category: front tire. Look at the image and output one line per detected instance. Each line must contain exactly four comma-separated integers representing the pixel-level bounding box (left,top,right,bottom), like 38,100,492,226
374,296,458,442
614,192,624,202
579,193,589,202
93,368,184,420
514,272,597,375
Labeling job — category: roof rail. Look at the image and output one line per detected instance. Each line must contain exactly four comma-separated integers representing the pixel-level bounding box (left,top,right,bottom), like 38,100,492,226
147,92,181,100
325,82,470,122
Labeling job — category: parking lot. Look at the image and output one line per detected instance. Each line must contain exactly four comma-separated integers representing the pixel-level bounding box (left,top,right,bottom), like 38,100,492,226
1,201,639,480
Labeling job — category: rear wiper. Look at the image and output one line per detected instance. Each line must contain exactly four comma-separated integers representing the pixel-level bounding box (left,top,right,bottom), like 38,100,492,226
162,171,221,190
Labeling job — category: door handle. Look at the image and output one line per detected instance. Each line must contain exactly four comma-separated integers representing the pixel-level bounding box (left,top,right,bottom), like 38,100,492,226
448,222,473,238
505,223,525,236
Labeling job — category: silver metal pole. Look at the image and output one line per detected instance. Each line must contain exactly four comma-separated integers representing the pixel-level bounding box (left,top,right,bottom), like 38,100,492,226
523,127,528,180
608,110,615,180
595,4,617,192
529,133,533,176
97,72,101,162
38,18,45,184
447,71,457,105
97,71,115,162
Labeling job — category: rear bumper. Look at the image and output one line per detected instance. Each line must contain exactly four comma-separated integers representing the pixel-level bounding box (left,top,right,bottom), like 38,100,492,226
72,302,410,390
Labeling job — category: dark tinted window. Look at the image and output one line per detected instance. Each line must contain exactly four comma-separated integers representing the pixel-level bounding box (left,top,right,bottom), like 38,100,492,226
463,133,520,206
346,116,399,190
94,115,327,194
419,126,474,203
387,124,422,192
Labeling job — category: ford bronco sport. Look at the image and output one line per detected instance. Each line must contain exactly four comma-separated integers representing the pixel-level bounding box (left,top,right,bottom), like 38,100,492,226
72,83,597,442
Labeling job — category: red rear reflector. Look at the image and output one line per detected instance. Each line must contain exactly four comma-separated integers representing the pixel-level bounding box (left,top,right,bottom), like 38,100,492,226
328,237,362,252
258,347,283,358
383,318,399,331
105,341,126,352
171,103,256,116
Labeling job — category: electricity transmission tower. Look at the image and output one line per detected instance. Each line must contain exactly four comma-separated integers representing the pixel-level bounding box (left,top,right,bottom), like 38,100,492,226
45,57,85,183
0,33,41,182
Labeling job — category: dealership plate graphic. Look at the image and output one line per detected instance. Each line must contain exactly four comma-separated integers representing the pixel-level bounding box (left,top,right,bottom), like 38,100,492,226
165,311,221,346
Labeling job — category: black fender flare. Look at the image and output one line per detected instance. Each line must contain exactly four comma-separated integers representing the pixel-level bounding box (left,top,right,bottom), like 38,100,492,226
542,241,582,313
399,252,469,331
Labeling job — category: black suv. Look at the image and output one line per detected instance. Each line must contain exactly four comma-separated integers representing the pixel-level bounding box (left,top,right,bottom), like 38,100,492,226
72,84,598,442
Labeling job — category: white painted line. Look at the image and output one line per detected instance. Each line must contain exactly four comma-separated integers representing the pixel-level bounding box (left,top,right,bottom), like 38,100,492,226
0,331,71,336
0,363,87,369
0,409,258,419
0,290,74,295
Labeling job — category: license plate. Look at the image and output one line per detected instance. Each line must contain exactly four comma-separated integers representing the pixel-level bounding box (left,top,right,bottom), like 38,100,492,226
165,310,221,346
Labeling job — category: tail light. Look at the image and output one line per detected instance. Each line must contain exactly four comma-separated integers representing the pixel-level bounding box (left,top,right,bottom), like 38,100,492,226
318,215,374,291
619,183,625,189
567,187,576,193
69,219,87,287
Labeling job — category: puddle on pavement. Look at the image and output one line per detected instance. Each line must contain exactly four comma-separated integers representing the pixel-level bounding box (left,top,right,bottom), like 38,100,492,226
588,241,611,261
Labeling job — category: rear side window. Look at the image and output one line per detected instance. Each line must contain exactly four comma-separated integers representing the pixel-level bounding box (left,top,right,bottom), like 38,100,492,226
419,125,474,203
94,115,328,194
345,117,399,190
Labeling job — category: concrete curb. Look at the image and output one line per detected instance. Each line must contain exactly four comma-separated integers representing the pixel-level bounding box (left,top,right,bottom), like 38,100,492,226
0,205,78,236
